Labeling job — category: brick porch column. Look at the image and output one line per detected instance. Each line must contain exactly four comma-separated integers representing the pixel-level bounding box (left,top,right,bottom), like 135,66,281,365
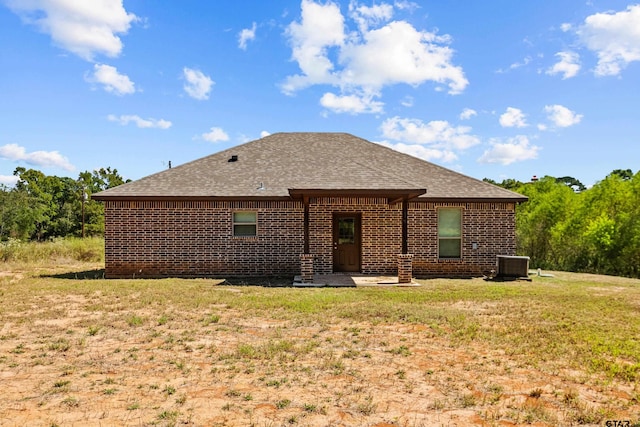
300,254,314,283
398,253,413,284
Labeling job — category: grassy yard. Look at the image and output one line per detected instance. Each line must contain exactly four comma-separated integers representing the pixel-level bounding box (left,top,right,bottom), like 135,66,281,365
0,244,639,426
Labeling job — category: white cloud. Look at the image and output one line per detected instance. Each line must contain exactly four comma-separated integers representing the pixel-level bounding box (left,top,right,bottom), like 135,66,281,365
478,135,540,165
544,104,583,127
560,23,572,32
381,116,480,151
499,107,528,128
459,108,477,120
183,67,214,100
320,92,384,114
107,114,172,129
238,22,257,50
339,21,467,93
577,5,640,76
201,127,229,143
5,0,138,61
0,143,75,171
0,175,19,187
497,56,532,74
348,1,394,32
400,96,414,107
510,56,532,70
87,64,135,95
378,140,457,163
282,0,345,93
394,1,420,13
546,51,581,79
260,131,271,138
238,134,252,143
282,0,467,113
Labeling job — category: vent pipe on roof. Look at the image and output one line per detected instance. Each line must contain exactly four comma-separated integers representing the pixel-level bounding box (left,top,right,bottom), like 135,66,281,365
228,155,238,162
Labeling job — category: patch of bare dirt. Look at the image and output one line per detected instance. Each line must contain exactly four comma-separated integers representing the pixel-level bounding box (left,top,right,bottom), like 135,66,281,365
0,275,638,426
0,271,24,284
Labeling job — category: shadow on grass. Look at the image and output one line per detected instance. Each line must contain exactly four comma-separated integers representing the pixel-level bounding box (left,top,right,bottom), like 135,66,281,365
220,276,294,287
40,270,294,286
43,269,106,280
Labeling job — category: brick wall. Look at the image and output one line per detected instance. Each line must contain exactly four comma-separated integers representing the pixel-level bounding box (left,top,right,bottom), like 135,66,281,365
103,198,517,278
410,201,517,277
104,200,304,278
309,197,401,274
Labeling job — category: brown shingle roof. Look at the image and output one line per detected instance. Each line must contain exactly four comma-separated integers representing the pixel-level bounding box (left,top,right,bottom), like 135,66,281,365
92,132,527,202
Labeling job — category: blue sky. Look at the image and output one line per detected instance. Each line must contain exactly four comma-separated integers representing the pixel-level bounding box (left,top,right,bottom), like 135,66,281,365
1,1,639,188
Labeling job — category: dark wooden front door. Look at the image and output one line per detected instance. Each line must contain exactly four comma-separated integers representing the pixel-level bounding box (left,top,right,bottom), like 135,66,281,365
333,214,361,272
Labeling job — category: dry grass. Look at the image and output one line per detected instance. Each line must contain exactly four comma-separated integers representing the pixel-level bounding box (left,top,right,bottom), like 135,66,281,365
1,257,639,426
0,237,104,264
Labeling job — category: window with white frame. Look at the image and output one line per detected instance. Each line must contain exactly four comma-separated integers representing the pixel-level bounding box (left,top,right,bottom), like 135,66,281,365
233,211,257,237
438,207,462,258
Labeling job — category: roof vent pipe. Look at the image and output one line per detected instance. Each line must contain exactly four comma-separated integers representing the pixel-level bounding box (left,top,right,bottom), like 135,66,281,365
228,155,238,162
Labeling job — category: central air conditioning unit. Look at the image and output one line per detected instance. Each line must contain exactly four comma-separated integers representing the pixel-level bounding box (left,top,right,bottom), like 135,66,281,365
496,255,530,279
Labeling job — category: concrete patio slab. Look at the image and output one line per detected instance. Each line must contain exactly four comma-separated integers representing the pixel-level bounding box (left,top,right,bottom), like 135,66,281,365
292,273,420,287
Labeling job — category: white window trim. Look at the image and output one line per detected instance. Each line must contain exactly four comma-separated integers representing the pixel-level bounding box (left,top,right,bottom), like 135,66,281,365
437,207,462,259
232,211,258,237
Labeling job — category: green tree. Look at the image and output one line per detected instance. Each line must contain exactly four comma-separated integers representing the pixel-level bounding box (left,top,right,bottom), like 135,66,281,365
507,170,639,277
556,176,586,192
484,178,525,191
77,167,130,236
513,176,578,269
12,168,59,240
0,185,41,240
610,168,633,180
620,171,640,276
5,167,129,240
579,171,639,275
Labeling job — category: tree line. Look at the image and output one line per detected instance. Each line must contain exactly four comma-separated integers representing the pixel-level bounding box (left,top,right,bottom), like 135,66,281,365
2,167,638,278
486,169,640,278
0,167,128,241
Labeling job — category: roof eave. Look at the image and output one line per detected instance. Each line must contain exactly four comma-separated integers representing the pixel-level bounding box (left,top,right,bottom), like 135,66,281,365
91,195,293,202
92,194,527,204
417,196,528,203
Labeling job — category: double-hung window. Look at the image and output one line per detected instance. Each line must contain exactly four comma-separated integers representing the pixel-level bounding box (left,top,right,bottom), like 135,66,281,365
438,208,462,258
233,211,257,237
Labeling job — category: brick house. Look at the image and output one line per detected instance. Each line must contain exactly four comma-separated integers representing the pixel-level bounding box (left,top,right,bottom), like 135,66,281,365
92,132,527,281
